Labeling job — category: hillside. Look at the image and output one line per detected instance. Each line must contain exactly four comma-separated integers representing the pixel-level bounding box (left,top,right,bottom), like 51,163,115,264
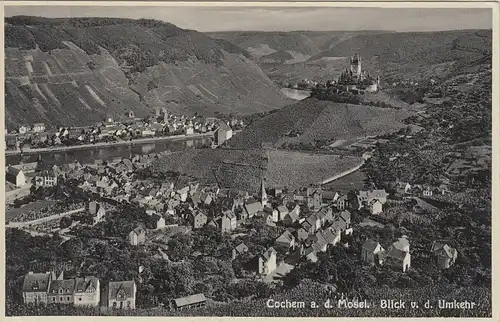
227,98,413,149
149,148,361,191
261,30,491,85
4,16,291,129
207,31,384,63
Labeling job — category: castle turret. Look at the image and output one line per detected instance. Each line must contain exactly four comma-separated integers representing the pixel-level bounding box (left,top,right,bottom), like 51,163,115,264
350,53,362,79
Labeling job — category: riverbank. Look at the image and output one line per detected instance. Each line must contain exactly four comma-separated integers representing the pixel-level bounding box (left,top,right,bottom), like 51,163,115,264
5,131,215,156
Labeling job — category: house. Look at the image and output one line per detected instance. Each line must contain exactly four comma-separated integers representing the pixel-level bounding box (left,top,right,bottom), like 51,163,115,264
384,236,411,272
107,280,137,309
34,170,58,187
215,123,233,146
232,243,249,260
264,213,275,226
336,195,348,210
128,227,146,246
283,206,300,226
369,199,383,215
361,239,384,265
357,189,388,209
6,166,26,187
277,205,289,221
269,186,284,197
191,210,208,229
431,241,458,269
322,191,339,204
306,187,322,211
177,187,190,202
47,279,76,304
244,201,263,218
423,186,433,197
33,123,46,133
304,247,318,263
396,182,412,194
264,207,279,223
257,247,277,275
221,211,237,233
153,214,166,230
185,127,194,135
89,201,106,226
384,247,411,272
22,272,52,304
73,276,100,307
173,293,207,310
275,230,296,252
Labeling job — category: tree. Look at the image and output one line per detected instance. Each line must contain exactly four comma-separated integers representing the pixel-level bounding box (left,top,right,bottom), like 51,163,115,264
167,233,193,261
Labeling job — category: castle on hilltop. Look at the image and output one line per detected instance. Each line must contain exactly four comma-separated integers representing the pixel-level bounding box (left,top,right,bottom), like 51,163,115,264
336,53,380,93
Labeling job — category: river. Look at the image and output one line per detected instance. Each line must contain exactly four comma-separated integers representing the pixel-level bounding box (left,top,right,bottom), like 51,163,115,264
280,88,311,100
5,137,212,166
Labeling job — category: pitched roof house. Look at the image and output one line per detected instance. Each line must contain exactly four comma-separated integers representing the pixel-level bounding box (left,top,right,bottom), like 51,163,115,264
107,280,137,309
22,272,52,304
74,276,100,307
244,201,263,218
47,279,76,304
174,293,207,310
361,239,384,265
128,227,146,246
431,241,458,269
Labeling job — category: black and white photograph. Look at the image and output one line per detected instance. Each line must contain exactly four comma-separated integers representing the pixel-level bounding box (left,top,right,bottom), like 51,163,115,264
3,2,496,318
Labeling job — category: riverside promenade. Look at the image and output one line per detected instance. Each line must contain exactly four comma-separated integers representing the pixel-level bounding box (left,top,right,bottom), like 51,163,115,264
5,131,215,156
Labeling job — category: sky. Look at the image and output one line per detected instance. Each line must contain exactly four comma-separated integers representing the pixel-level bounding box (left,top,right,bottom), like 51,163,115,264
4,6,492,32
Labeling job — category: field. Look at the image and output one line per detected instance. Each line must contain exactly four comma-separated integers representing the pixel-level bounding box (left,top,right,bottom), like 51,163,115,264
5,200,57,222
149,148,362,191
321,169,367,192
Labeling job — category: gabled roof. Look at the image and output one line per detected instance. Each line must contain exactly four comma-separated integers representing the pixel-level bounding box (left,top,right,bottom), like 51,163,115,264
262,247,277,260
362,239,380,253
234,243,249,254
276,230,295,244
22,272,51,292
48,279,76,295
108,280,136,299
244,201,263,215
277,205,288,214
74,276,99,293
392,236,410,252
339,210,351,224
174,293,206,308
6,166,22,176
131,226,145,236
386,247,408,261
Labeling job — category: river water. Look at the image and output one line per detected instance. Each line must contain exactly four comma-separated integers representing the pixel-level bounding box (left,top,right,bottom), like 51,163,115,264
5,137,212,166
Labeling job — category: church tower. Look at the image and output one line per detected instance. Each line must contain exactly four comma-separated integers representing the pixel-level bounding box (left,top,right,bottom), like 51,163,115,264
259,178,268,207
350,53,362,79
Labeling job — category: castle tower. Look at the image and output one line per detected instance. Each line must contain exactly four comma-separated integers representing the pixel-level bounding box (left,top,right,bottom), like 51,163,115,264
350,53,362,79
260,178,268,207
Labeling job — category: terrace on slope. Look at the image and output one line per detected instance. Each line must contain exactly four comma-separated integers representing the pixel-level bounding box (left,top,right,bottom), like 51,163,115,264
228,98,413,149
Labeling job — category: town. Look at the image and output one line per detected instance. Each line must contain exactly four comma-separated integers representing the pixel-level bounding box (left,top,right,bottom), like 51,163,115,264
7,142,459,311
5,109,243,154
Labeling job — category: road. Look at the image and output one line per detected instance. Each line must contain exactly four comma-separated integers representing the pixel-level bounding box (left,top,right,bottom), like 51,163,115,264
319,160,366,185
6,207,86,228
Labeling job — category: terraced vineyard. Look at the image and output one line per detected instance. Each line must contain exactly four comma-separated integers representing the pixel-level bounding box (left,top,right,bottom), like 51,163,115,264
4,17,291,128
228,98,412,149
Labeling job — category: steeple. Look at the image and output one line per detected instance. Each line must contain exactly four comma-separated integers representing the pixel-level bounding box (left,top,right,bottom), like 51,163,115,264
260,178,268,207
